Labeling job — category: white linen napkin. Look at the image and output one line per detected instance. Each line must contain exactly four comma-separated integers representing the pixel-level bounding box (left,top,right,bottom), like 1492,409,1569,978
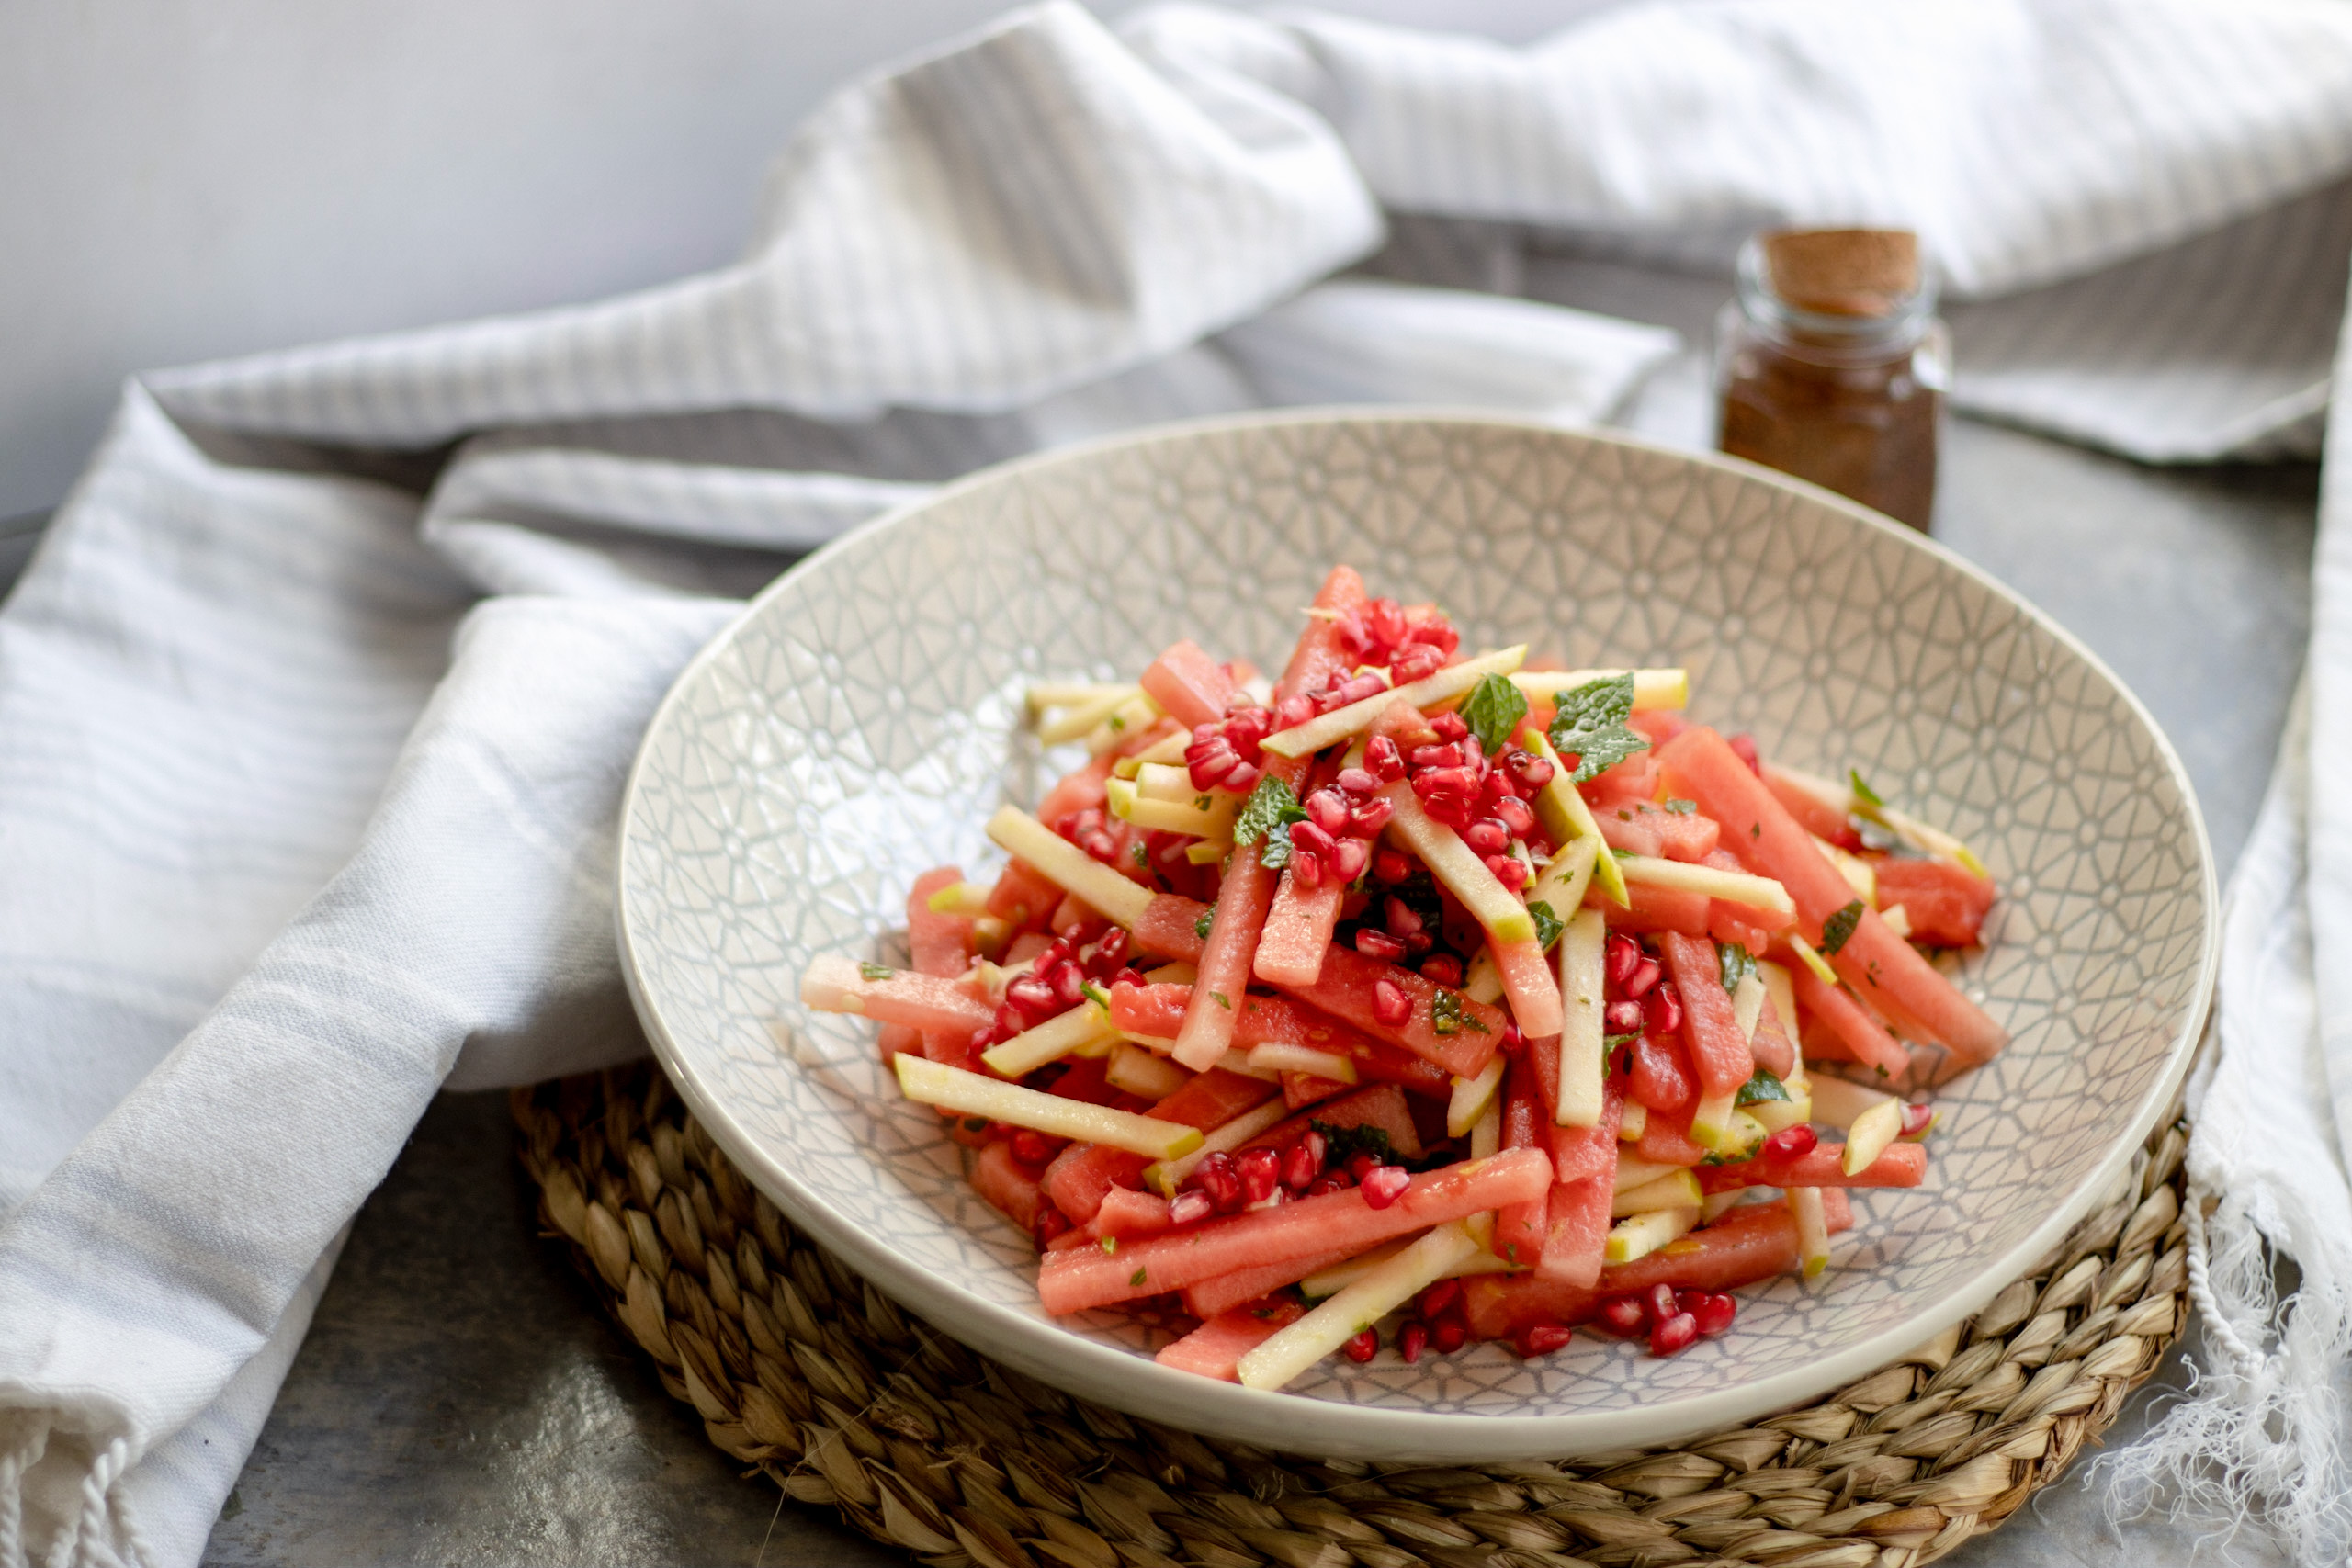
7,4,2352,1563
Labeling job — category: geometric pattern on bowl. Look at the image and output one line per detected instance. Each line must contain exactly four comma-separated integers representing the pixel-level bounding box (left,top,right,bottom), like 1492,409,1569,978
617,412,2215,1461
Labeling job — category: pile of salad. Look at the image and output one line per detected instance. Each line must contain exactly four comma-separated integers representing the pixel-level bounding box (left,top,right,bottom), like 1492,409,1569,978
802,566,2005,1390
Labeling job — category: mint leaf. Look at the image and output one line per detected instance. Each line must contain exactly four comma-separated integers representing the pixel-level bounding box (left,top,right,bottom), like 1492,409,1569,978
859,962,894,982
1736,1067,1790,1106
1547,674,1649,784
1849,769,1884,809
1716,941,1756,996
1820,899,1865,955
1235,773,1307,869
1195,911,1213,940
1528,899,1565,953
1460,672,1529,757
1661,797,1696,815
1430,987,1488,1036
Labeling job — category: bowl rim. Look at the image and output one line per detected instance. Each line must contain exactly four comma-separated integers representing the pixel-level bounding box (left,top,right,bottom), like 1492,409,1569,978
615,406,2217,1459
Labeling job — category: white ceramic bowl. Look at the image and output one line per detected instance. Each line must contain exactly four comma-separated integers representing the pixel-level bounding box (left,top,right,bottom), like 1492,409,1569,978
616,412,2214,1461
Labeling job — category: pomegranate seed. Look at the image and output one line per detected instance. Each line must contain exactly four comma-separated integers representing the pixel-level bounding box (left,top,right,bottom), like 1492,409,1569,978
1500,1022,1524,1053
1604,932,1641,987
1047,962,1087,1007
1196,1151,1243,1213
1643,982,1683,1036
1290,820,1338,860
1763,1124,1818,1160
1329,838,1371,883
1112,966,1148,989
968,1027,995,1055
1623,955,1662,998
1728,733,1763,776
1373,977,1413,1026
1222,761,1261,793
1650,1312,1700,1356
1365,736,1406,781
1410,742,1463,771
1080,830,1119,863
1414,765,1478,802
1011,1129,1059,1168
1033,1207,1071,1247
1168,1189,1215,1226
1477,771,1517,813
1484,853,1527,889
1515,1322,1574,1358
1290,849,1325,888
1373,847,1415,884
1507,750,1555,789
1397,1321,1430,1364
1346,1151,1381,1182
1336,767,1381,798
1393,645,1445,682
1430,712,1469,742
1300,1128,1328,1169
1005,974,1058,1022
1419,953,1463,987
1596,1296,1647,1337
1237,1146,1282,1204
1275,694,1316,729
1306,1173,1350,1198
1342,1328,1379,1363
1336,672,1386,704
1464,818,1509,854
1088,927,1129,976
1643,1283,1679,1325
1036,938,1076,968
1360,1165,1411,1209
1419,1278,1463,1318
1348,796,1396,836
1337,608,1375,660
1384,897,1424,939
1690,1292,1737,1337
1305,788,1350,835
1901,1103,1937,1137
1369,599,1408,649
1494,795,1537,837
991,1003,1025,1040
1188,754,1238,791
1281,1140,1319,1191
1430,1314,1467,1354
1604,998,1643,1033
1356,928,1407,961
1408,618,1461,654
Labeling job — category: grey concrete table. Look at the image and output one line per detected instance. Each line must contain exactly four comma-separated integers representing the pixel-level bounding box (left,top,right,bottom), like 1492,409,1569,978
163,416,2313,1566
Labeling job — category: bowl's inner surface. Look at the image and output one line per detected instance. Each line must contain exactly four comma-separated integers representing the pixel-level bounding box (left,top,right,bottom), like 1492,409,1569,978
621,415,2207,1425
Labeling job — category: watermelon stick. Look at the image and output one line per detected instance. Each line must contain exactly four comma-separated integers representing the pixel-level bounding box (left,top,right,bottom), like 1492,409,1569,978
1138,638,1236,728
1254,755,1348,987
1693,1139,1927,1191
801,954,994,1036
1659,931,1758,1150
1238,1220,1485,1390
1657,727,2006,1066
1155,1301,1305,1382
1036,1146,1551,1314
1172,567,1365,1069
1788,959,1908,1079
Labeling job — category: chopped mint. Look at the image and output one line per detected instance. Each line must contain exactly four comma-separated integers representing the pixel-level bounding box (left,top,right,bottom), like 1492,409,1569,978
1547,674,1649,784
1716,941,1756,996
1430,987,1488,1036
1195,911,1213,940
1080,980,1113,1010
1849,768,1884,809
1460,671,1529,756
1130,841,1148,868
1210,991,1232,1010
1528,899,1565,953
1821,899,1865,955
858,962,894,982
1736,1067,1790,1105
1604,1030,1641,1053
1100,1235,1119,1254
1193,794,1214,811
1129,1267,1148,1287
1661,798,1697,815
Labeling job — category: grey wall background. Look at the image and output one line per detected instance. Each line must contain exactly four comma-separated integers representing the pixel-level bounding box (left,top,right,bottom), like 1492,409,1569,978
0,0,1577,525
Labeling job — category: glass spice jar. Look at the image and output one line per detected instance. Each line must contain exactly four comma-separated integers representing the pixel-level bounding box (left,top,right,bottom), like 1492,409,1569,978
1714,229,1949,532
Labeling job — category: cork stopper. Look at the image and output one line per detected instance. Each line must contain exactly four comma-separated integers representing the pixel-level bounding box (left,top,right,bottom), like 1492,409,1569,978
1761,229,1919,318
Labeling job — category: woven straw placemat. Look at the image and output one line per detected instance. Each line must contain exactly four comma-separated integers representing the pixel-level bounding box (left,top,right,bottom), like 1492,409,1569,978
511,1064,2188,1568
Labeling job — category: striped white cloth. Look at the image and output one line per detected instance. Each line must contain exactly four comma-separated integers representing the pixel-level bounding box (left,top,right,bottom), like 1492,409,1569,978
6,3,2352,1562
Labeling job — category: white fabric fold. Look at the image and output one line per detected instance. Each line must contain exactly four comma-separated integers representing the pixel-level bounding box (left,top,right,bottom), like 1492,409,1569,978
7,2,2352,1562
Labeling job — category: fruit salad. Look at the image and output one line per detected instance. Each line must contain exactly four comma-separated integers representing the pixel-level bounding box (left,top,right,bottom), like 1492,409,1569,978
801,566,2004,1389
